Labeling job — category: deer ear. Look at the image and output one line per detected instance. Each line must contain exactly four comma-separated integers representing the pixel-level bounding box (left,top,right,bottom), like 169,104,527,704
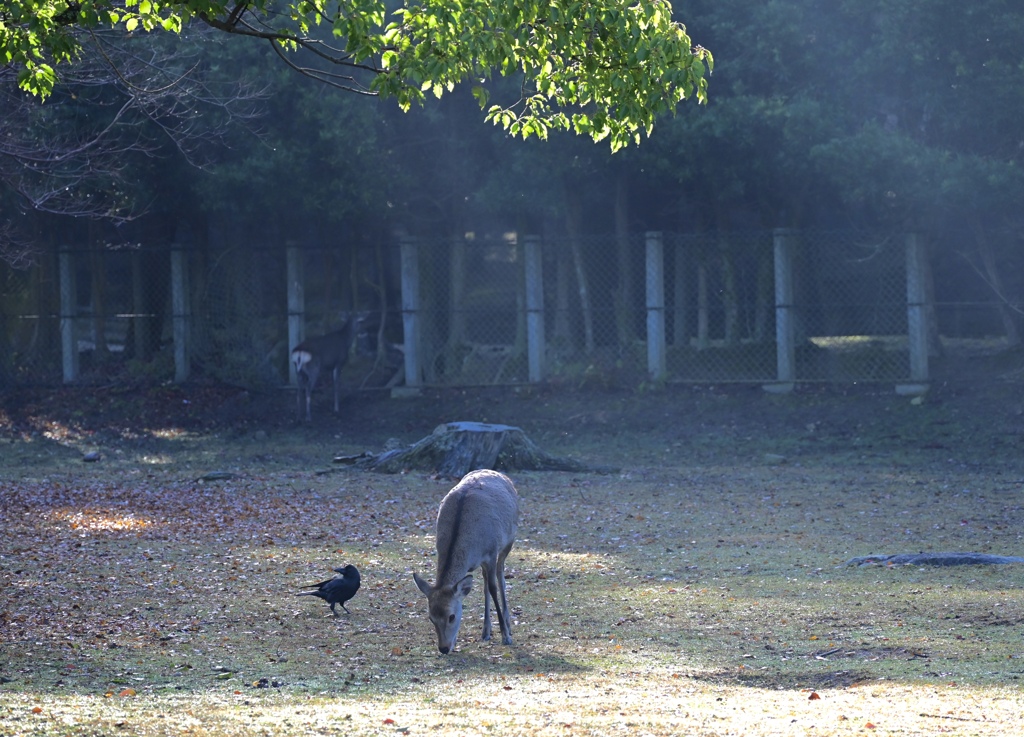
413,572,432,597
453,574,473,600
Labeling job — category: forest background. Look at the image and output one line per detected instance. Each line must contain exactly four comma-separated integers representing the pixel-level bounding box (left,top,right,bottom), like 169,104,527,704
2,0,1022,381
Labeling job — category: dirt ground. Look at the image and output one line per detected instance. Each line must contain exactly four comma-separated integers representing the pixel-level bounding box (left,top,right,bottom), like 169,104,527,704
3,358,1024,469
2,372,1024,736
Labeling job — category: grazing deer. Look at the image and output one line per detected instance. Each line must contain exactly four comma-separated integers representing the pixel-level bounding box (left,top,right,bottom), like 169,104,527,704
414,469,520,654
291,316,360,422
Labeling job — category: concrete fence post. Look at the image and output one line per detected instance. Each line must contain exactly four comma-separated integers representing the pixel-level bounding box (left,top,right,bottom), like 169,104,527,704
523,235,545,382
645,231,667,380
771,228,796,390
170,245,190,383
904,232,930,389
59,245,79,383
286,244,304,387
399,235,422,389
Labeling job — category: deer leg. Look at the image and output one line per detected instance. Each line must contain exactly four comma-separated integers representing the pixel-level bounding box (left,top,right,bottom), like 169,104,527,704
495,550,513,645
296,371,312,422
332,365,341,413
481,563,494,641
303,363,320,422
496,583,510,644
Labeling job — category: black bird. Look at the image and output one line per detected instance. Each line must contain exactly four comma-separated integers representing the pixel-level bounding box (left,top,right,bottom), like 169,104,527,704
296,564,361,616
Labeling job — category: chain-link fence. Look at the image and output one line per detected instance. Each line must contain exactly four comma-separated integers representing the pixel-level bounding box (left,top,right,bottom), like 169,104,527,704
788,230,910,382
0,245,174,387
0,230,1016,390
406,229,911,386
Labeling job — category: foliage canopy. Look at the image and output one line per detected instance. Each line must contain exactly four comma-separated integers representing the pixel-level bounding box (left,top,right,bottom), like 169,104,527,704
1,0,712,150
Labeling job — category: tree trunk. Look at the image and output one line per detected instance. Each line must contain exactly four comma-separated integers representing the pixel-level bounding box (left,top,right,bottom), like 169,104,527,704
720,239,740,346
920,236,944,358
673,241,689,347
696,261,709,350
613,174,635,347
90,242,110,364
563,183,594,355
553,244,572,345
975,231,1021,346
754,244,773,343
431,233,467,381
448,233,467,348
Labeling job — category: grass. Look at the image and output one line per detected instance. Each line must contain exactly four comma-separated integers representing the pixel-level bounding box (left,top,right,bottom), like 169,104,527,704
2,382,1024,735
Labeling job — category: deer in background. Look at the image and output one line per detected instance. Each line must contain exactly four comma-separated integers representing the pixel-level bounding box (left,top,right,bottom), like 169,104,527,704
291,315,361,422
414,469,520,654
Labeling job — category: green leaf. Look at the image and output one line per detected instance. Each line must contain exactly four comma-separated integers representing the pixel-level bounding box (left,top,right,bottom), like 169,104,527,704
471,85,489,107
4,0,710,145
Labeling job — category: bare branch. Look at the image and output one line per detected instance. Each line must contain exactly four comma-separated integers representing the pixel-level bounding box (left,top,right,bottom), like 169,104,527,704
267,40,376,95
0,24,267,225
196,6,382,77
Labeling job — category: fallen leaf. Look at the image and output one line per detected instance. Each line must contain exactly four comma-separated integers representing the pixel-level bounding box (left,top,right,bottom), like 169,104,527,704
32,706,43,714
808,692,820,700
119,688,137,697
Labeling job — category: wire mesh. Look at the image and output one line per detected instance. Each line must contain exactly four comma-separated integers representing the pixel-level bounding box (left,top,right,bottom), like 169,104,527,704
190,244,287,388
792,231,909,382
0,229,1016,389
665,231,777,382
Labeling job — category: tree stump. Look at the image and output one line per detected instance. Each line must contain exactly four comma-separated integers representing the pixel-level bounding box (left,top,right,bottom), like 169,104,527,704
337,421,612,477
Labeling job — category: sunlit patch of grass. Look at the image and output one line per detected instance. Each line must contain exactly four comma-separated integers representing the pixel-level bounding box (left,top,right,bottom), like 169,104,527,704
45,507,155,532
39,419,86,443
149,428,190,440
2,680,1023,736
809,334,907,351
